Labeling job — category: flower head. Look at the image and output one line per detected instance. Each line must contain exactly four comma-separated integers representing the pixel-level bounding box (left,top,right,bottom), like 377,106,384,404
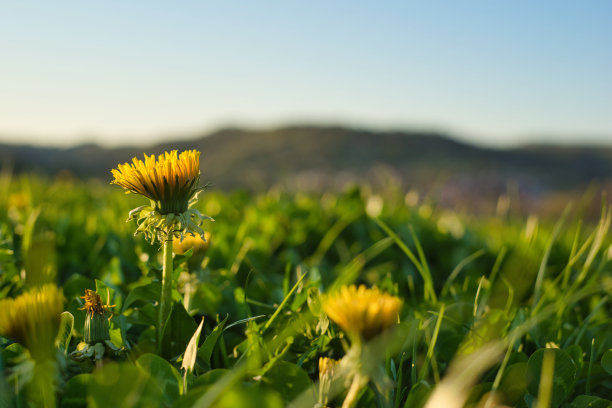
0,284,64,359
323,285,402,341
111,149,212,244
111,150,201,214
79,289,114,318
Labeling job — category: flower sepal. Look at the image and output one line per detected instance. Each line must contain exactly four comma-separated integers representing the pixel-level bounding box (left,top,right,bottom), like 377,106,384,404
128,204,213,245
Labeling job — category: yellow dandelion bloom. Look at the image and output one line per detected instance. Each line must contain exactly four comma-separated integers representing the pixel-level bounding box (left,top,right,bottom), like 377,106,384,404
0,284,64,359
111,149,201,214
323,285,402,341
111,149,212,244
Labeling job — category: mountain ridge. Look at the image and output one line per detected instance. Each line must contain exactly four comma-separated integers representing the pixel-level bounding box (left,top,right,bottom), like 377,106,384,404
2,126,612,208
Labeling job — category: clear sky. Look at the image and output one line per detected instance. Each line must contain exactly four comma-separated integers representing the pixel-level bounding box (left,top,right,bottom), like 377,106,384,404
1,1,611,147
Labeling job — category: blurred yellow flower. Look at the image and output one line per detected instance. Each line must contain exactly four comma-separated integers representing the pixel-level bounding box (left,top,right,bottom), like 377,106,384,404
173,231,211,256
8,191,30,209
323,285,402,341
111,150,201,214
0,284,64,359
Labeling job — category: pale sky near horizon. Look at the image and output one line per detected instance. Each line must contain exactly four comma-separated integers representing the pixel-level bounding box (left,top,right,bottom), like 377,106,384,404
1,1,611,148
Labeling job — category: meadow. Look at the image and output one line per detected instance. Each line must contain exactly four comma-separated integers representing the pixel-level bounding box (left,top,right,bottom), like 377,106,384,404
0,169,611,407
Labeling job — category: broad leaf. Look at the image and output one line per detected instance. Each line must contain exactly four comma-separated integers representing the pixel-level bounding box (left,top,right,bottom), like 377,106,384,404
526,348,577,408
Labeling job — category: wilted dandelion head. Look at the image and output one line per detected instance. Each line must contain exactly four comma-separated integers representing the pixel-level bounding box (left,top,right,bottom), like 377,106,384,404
111,150,213,244
111,150,201,214
79,289,114,318
0,284,63,359
79,290,114,343
323,285,402,341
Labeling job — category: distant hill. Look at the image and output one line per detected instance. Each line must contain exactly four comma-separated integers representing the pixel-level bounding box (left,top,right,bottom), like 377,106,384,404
2,126,612,213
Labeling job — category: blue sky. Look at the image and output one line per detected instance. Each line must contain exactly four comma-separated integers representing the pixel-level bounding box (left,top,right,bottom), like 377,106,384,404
1,1,611,147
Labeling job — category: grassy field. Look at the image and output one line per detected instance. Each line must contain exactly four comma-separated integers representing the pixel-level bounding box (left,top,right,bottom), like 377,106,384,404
1,171,611,407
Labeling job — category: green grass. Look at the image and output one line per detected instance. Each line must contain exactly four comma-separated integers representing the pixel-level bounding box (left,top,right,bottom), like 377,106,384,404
0,173,611,407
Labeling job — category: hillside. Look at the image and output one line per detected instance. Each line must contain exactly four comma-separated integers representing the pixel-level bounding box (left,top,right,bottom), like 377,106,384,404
2,126,612,212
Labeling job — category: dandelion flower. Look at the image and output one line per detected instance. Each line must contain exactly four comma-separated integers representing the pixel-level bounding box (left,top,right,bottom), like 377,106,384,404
0,284,64,360
111,149,212,243
111,149,213,351
111,150,200,214
323,285,402,341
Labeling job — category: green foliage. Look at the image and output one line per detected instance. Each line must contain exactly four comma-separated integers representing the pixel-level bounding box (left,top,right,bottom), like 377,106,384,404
526,348,578,407
137,353,182,402
0,175,611,407
602,349,612,375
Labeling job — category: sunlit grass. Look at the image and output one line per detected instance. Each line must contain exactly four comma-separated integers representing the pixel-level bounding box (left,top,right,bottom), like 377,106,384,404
0,173,610,407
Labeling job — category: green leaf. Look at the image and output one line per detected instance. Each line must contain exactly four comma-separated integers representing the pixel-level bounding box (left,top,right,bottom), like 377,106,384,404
601,349,612,375
403,381,431,408
137,353,182,402
122,282,161,312
161,303,197,359
182,318,204,375
565,344,584,374
95,279,116,309
176,385,283,408
125,302,158,327
191,368,230,389
261,361,312,402
263,269,309,332
457,308,508,356
499,362,527,406
569,395,612,408
60,374,93,408
87,362,163,408
173,247,194,268
55,311,74,353
62,274,95,303
224,315,265,331
93,342,105,360
526,348,577,408
1,343,26,363
197,315,228,369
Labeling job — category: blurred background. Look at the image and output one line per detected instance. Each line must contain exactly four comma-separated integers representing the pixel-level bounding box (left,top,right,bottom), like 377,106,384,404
1,1,611,214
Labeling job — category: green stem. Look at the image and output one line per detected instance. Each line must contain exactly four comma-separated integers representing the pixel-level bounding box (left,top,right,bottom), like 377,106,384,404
29,359,57,408
157,235,174,354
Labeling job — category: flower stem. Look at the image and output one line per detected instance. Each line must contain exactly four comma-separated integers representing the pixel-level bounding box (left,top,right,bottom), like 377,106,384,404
342,372,367,408
157,234,173,354
29,359,57,408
